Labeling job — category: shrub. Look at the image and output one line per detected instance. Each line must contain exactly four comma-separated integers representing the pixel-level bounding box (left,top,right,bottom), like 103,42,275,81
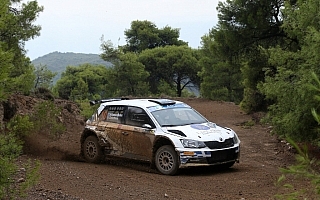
0,115,40,199
275,138,320,199
275,72,320,199
30,101,65,140
77,100,99,120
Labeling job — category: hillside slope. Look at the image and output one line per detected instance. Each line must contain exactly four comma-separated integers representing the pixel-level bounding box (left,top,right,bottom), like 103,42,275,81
31,52,112,83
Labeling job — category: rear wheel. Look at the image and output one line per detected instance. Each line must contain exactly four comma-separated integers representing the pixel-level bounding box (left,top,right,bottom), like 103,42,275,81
155,145,179,175
82,135,104,163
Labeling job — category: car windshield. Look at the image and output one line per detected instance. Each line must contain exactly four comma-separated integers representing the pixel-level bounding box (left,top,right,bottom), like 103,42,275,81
151,107,207,127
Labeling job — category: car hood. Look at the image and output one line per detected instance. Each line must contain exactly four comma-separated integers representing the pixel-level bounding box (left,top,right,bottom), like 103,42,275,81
163,122,234,141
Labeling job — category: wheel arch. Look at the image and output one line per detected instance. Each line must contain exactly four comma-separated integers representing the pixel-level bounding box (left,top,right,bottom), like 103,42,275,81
151,136,176,166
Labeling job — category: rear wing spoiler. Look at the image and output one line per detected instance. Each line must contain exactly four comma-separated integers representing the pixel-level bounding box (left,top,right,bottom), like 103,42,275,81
89,98,129,106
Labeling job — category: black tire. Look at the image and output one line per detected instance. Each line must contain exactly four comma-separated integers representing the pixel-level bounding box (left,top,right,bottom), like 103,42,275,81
155,145,179,175
82,135,104,163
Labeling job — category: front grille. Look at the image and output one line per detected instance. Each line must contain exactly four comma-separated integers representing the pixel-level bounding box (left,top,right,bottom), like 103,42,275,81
204,138,234,150
207,148,238,164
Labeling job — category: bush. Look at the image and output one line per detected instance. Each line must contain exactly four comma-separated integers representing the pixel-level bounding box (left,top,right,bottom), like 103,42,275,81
30,101,65,140
275,74,320,199
0,115,40,199
77,100,99,120
275,138,320,199
259,66,319,142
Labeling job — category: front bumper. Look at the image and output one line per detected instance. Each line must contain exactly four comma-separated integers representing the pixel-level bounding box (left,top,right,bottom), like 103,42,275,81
178,146,240,167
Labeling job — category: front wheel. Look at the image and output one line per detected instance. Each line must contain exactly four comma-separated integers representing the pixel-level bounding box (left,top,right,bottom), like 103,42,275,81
155,145,179,175
82,135,104,163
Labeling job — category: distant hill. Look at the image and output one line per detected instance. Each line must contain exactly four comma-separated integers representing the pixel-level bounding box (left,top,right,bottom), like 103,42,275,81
31,51,112,83
31,51,199,96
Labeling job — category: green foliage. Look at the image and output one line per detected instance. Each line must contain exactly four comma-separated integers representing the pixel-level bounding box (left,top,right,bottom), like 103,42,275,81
0,132,23,161
198,31,243,103
6,115,34,140
77,100,99,120
0,0,43,96
17,159,41,198
275,138,320,199
259,63,317,141
5,61,35,96
207,0,288,109
275,71,320,199
310,72,320,146
257,0,320,143
70,78,89,100
139,45,200,97
54,64,111,100
240,48,270,112
123,20,187,53
282,0,320,45
107,52,150,96
0,1,47,198
240,87,264,113
33,87,55,100
0,115,39,199
0,45,14,101
99,21,200,98
34,64,57,89
156,80,176,97
99,39,121,63
0,156,16,198
30,101,65,140
199,59,243,103
216,0,285,50
241,120,255,129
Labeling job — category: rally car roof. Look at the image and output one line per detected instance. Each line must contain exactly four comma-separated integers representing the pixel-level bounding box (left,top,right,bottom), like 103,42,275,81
98,98,183,108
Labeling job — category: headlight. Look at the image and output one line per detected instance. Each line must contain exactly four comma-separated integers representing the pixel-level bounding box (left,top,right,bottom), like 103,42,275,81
233,134,240,144
180,139,206,148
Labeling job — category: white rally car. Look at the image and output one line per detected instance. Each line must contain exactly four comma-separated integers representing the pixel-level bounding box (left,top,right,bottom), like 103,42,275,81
81,98,240,175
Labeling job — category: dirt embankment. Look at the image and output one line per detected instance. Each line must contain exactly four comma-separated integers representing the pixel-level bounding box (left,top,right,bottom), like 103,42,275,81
0,94,85,159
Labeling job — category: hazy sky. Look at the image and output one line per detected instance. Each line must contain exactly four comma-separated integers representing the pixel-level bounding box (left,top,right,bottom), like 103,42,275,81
24,0,223,60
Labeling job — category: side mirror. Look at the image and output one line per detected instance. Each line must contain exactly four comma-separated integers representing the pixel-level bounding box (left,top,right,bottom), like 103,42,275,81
142,124,153,129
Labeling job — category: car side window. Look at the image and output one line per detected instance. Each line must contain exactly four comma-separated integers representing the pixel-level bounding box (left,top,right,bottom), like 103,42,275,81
98,107,108,121
126,106,153,127
105,106,125,124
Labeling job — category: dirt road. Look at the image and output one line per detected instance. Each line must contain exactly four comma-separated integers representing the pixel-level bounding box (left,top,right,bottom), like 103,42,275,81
18,97,297,200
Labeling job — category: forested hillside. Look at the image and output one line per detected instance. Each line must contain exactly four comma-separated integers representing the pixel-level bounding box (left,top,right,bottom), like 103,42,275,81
32,52,112,82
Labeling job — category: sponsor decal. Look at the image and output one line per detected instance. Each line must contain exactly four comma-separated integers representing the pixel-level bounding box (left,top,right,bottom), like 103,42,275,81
179,151,211,164
190,124,210,130
195,129,221,135
207,122,216,128
148,103,189,112
107,112,123,121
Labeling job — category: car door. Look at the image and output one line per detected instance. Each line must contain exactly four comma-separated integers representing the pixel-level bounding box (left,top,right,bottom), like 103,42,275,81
119,106,155,161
